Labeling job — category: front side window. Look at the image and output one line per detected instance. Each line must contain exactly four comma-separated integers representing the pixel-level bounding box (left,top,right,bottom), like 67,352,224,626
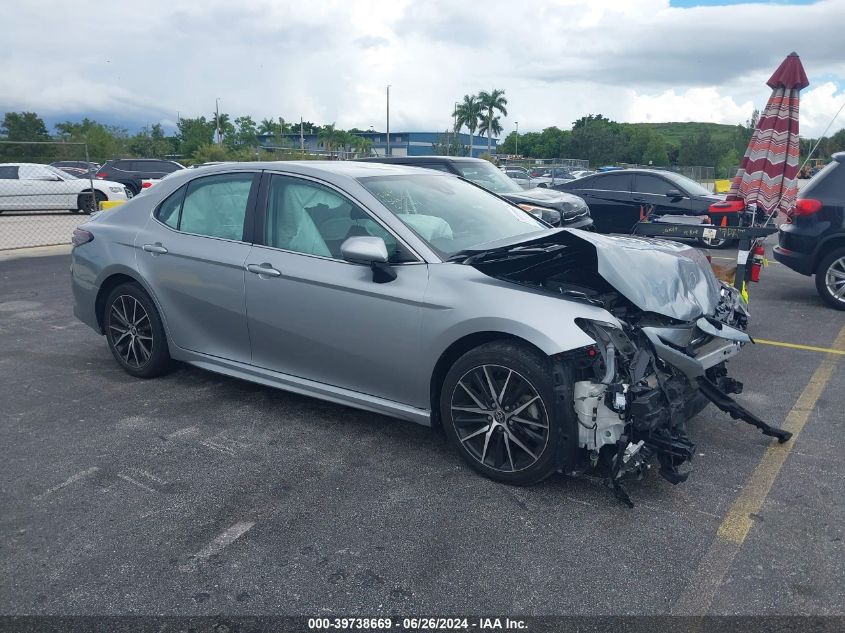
594,173,632,192
177,173,254,240
264,175,409,262
637,175,676,195
359,174,546,257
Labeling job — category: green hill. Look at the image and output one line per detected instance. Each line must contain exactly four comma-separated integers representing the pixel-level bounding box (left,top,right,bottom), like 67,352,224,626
633,122,742,147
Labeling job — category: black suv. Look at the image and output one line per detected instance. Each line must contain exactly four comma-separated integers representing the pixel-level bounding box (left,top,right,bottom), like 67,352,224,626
359,156,592,229
96,159,184,195
774,152,845,310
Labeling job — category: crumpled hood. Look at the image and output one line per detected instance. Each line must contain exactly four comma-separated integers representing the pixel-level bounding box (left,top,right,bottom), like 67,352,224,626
563,229,721,321
462,228,721,322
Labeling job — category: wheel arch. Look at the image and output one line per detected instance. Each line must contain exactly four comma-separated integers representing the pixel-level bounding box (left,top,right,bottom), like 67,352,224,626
428,331,548,429
813,234,845,273
94,269,164,335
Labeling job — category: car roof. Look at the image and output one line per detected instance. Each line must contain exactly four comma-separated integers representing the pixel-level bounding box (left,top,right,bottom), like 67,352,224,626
159,160,450,184
0,162,54,167
359,156,485,164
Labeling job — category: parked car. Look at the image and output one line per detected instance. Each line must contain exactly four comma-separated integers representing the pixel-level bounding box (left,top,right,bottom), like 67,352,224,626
501,166,534,189
555,168,732,246
0,163,130,214
774,152,845,310
50,161,100,177
96,159,184,195
359,156,592,229
571,170,596,180
71,161,776,495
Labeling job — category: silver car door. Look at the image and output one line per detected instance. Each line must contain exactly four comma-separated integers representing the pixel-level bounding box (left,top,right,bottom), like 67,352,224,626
134,171,259,364
243,173,429,407
18,165,73,209
0,165,22,210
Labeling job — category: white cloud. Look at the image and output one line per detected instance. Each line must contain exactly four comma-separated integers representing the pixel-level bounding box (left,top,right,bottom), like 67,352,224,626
0,0,843,138
800,82,845,137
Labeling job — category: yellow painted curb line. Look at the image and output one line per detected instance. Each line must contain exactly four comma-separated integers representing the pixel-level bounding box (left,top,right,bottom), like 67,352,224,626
755,338,845,356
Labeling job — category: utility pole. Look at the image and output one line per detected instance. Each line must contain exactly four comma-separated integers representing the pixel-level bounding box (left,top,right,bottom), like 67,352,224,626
454,101,460,155
215,98,221,144
300,117,304,152
515,121,519,157
386,85,391,157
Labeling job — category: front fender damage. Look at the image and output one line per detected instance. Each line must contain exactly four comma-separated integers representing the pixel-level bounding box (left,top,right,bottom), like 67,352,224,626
459,228,791,506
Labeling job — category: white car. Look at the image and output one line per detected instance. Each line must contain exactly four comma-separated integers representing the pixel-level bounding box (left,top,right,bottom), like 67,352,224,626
0,163,131,214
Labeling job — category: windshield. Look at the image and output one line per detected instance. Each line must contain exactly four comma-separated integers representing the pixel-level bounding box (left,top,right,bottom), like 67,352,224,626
359,174,546,257
46,165,76,180
454,161,524,194
662,171,711,196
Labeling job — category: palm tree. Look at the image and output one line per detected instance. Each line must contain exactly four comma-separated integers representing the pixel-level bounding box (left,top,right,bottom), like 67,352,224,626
453,95,481,156
477,89,508,156
258,118,277,135
478,115,503,147
318,123,344,156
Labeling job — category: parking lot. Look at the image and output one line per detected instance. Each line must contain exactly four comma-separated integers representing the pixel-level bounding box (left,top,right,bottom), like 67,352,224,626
1,232,843,618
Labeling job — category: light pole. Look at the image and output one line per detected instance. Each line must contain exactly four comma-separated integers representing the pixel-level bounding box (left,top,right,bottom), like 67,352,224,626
454,101,459,155
515,121,519,157
386,85,391,157
215,98,221,144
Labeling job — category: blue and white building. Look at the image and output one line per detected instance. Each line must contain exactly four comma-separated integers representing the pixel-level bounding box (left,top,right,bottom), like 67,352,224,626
257,131,496,158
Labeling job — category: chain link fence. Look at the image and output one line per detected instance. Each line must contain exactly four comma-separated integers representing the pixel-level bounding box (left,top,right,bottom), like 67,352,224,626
0,141,129,250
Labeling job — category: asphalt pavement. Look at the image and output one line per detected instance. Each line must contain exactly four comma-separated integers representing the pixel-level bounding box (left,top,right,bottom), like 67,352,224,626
0,246,843,617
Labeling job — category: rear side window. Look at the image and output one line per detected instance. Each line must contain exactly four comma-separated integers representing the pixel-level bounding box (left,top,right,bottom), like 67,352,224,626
0,166,19,179
156,187,185,229
157,161,181,173
179,173,254,240
804,162,844,200
114,160,133,170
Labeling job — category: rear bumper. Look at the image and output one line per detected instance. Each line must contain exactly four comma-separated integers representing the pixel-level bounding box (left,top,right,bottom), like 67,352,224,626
773,245,814,276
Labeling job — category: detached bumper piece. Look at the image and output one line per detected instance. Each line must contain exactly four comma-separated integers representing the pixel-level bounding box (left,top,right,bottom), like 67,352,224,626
697,377,792,443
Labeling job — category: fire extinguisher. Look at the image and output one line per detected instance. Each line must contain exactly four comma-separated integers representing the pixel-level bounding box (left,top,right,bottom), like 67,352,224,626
750,243,766,283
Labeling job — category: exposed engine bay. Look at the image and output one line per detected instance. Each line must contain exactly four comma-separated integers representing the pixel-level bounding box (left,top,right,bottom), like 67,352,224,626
458,228,792,506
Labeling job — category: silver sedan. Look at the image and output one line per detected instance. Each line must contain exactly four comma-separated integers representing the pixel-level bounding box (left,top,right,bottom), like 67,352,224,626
71,161,787,496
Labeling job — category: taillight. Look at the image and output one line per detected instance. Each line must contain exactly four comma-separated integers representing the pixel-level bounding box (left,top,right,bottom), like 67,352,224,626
71,228,94,246
794,198,822,216
141,181,152,188
95,172,107,179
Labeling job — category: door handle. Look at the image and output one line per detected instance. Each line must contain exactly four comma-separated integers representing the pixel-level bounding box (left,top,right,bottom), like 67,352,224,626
143,243,168,254
246,263,281,278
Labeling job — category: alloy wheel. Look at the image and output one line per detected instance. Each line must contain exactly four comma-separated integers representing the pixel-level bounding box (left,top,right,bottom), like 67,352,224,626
450,364,549,473
824,256,845,303
108,295,153,368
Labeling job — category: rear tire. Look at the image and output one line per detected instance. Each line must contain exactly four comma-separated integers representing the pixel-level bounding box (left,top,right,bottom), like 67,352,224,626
815,247,845,310
77,190,106,215
440,341,572,485
104,283,171,378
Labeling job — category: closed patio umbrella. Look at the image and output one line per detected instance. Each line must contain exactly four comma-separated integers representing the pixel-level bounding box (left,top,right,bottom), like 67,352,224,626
728,52,809,220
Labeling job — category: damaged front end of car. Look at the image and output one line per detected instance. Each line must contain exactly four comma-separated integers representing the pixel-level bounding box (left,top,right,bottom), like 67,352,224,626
457,228,792,506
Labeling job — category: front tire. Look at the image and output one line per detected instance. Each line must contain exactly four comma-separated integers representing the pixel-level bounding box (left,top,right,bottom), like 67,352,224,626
815,248,845,310
104,283,171,378
440,341,572,485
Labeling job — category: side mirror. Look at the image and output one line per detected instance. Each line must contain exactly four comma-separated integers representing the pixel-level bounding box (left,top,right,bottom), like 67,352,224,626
341,236,389,263
666,189,683,198
340,236,396,284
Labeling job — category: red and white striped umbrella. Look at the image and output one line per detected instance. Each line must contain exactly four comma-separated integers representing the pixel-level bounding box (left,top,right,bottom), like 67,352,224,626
728,52,809,217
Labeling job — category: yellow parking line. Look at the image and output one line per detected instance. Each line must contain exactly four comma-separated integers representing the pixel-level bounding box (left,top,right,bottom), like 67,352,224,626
755,338,845,356
671,323,845,614
717,326,845,544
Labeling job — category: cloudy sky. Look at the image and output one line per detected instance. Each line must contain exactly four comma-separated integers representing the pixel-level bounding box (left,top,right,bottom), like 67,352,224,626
2,0,844,137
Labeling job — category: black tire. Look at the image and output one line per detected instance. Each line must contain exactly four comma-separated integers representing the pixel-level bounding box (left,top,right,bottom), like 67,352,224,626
104,283,171,378
815,247,845,311
440,340,573,485
77,190,106,215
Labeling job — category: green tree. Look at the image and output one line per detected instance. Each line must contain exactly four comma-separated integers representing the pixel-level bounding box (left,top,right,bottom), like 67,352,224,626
177,117,215,157
477,89,508,156
569,115,625,165
1,111,50,141
717,148,742,179
233,116,258,148
478,115,503,144
258,118,277,135
453,95,482,156
54,118,129,162
317,123,344,155
129,123,173,158
642,136,669,166
431,129,464,156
